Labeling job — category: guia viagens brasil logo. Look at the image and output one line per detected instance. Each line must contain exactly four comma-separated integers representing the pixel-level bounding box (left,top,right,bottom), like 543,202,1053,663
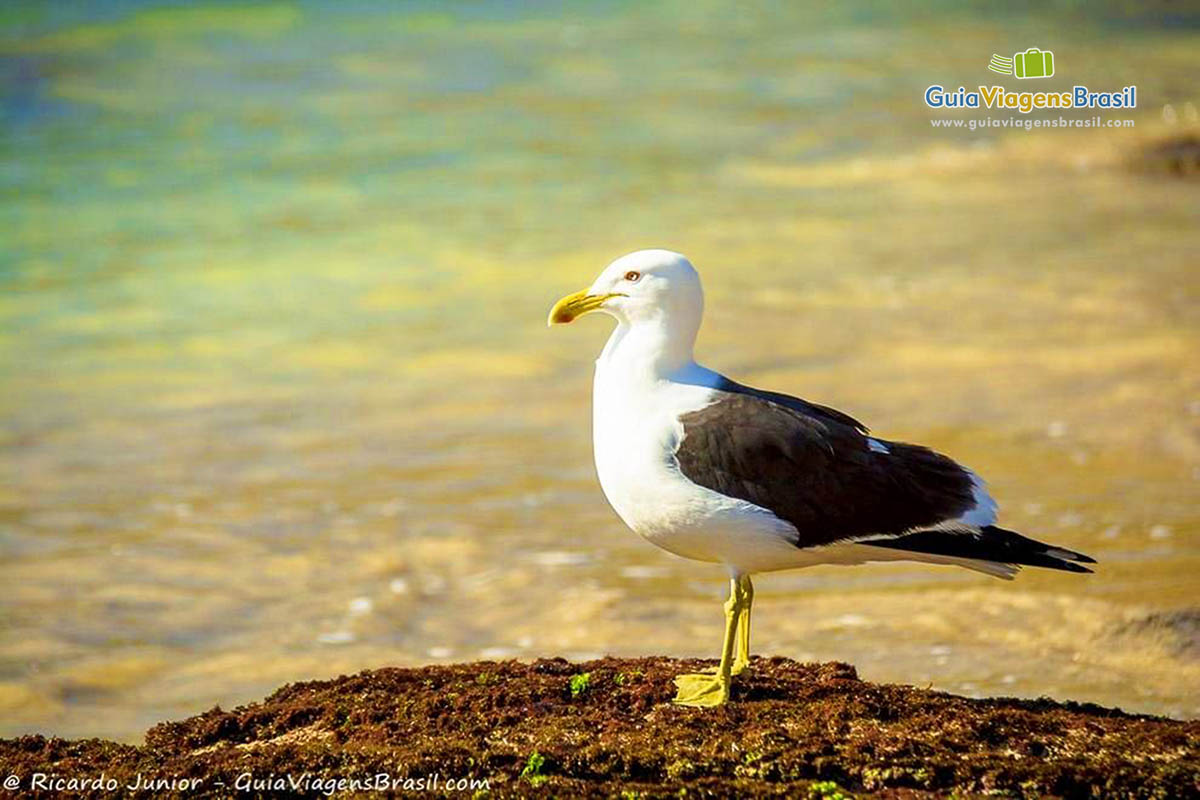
925,47,1136,114
989,48,1054,79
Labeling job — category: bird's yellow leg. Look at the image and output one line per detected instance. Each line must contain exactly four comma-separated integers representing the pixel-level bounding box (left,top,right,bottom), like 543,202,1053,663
700,575,753,676
673,577,742,707
731,575,754,676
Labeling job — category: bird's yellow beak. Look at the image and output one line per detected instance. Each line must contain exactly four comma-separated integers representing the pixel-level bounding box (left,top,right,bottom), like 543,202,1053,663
547,289,622,326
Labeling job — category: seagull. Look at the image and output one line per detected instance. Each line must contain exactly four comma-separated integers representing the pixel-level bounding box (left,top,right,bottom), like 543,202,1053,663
548,249,1095,708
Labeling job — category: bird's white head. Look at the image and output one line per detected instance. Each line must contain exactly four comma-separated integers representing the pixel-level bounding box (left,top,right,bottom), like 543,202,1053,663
547,249,704,331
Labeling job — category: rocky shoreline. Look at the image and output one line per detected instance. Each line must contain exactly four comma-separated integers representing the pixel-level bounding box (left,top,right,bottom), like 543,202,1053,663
1,657,1196,798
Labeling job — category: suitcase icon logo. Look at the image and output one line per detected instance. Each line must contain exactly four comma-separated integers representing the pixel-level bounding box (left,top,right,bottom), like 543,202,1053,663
988,48,1055,79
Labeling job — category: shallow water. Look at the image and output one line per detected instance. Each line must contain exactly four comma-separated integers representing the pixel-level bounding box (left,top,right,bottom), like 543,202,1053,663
1,2,1198,741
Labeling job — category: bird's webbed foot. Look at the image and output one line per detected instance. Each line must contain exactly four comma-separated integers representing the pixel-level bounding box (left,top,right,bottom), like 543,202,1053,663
672,671,730,707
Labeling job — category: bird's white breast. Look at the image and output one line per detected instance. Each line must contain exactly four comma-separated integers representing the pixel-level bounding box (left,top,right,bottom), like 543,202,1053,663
591,367,703,533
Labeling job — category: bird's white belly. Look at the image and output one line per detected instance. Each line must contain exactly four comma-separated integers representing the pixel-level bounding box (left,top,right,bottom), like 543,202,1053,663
591,380,801,572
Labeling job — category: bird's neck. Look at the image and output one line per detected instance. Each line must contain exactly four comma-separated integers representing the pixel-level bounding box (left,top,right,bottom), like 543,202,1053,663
597,317,698,386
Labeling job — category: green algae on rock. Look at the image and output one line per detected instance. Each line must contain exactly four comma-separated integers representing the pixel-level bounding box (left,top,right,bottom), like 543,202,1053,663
2,657,1196,798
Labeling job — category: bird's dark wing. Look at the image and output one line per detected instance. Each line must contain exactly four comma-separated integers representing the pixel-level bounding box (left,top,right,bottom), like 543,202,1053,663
675,388,1097,572
675,390,975,549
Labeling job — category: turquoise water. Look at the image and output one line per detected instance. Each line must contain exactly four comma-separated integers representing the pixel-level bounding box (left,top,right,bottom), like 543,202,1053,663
1,2,1198,741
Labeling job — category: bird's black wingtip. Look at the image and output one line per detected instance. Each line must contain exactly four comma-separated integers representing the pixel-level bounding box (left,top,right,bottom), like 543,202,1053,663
1053,560,1095,574
1043,543,1098,565
860,526,1098,575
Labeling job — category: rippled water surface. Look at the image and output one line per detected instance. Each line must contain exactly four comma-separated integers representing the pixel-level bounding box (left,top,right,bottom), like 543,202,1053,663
2,2,1198,741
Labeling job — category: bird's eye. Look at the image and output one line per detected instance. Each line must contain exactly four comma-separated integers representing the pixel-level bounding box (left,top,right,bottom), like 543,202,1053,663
624,271,641,282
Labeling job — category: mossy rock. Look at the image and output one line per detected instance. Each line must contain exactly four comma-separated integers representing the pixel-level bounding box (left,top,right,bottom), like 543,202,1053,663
1,657,1196,798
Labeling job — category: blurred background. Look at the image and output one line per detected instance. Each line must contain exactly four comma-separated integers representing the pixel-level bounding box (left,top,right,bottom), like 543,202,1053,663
1,1,1197,742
